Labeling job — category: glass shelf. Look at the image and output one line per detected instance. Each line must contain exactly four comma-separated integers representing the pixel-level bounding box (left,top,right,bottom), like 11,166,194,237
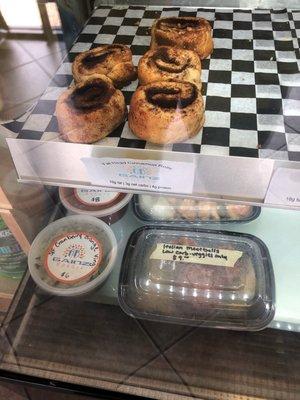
6,2,300,208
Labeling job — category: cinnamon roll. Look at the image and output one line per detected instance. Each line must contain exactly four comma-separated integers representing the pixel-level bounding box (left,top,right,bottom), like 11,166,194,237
138,46,201,88
151,17,213,60
128,80,204,144
72,44,137,88
56,75,126,144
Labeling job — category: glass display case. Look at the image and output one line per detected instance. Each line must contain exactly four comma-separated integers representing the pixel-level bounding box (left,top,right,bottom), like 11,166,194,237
0,0,299,399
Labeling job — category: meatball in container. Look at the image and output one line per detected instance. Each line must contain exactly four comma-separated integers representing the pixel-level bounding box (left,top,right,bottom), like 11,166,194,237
118,226,275,331
134,194,260,224
28,216,117,296
59,187,132,224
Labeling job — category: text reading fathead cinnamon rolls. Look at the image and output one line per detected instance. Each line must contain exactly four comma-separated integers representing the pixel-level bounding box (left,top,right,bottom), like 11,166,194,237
56,75,126,144
72,44,137,89
129,81,204,144
138,46,202,88
151,17,213,60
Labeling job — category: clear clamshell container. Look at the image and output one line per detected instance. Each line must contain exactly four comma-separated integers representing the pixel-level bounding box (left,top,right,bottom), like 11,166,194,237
134,194,261,224
118,227,275,331
28,216,117,296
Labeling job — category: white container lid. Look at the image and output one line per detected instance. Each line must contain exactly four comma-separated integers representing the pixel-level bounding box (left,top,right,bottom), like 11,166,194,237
59,187,133,218
28,215,117,296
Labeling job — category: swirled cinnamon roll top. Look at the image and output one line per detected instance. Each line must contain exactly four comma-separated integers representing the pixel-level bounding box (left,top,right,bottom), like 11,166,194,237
129,80,204,144
145,82,197,109
56,75,126,144
68,77,116,112
156,17,208,32
138,46,201,87
72,44,137,88
151,17,213,60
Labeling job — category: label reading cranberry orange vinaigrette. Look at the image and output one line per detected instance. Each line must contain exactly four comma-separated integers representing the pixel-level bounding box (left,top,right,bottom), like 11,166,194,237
45,232,102,284
74,188,119,206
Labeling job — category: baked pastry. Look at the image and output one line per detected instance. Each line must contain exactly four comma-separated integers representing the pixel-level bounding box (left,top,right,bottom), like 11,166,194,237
72,44,137,88
138,46,201,88
226,204,252,219
197,202,220,221
56,75,126,144
128,80,204,144
150,17,213,60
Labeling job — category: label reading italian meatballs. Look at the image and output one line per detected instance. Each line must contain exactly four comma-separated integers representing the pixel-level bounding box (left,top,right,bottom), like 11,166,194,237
150,243,243,268
45,232,102,284
82,157,195,194
74,188,119,206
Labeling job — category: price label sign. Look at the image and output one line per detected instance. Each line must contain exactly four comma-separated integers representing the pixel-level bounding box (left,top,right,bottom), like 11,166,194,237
82,157,195,194
265,168,300,207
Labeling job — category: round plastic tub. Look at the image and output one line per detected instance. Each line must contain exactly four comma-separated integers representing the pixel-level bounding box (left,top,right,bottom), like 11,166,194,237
28,215,117,296
59,187,132,224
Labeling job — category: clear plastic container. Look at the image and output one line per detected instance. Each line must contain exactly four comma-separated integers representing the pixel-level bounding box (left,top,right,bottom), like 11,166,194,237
59,187,132,224
0,218,27,278
28,215,117,296
118,227,275,331
134,195,260,224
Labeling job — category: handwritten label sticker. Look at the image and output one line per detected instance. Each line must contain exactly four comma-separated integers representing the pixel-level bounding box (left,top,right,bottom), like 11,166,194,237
82,157,195,194
265,168,300,207
45,232,102,284
150,243,243,268
74,188,119,206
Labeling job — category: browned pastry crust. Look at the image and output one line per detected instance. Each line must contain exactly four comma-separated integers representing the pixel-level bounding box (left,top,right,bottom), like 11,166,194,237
150,17,213,60
56,75,126,144
72,44,137,88
128,80,204,144
138,46,202,88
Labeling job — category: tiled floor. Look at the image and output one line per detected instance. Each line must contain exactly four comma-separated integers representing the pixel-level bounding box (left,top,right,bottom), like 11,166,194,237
0,37,66,122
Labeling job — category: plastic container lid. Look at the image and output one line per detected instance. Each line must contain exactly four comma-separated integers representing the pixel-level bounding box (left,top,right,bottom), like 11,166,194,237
119,226,275,331
134,195,260,224
59,187,132,218
28,215,117,296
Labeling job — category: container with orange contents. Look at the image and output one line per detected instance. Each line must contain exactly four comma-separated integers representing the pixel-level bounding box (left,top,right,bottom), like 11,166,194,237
118,226,275,330
59,187,132,224
28,215,117,296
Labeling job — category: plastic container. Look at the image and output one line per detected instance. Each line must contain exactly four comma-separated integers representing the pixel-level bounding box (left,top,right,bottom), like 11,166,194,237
0,218,27,278
59,187,132,224
133,195,260,224
119,226,275,331
28,215,117,296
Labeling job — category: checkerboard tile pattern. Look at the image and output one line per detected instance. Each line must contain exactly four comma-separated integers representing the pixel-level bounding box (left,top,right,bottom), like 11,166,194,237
16,6,300,161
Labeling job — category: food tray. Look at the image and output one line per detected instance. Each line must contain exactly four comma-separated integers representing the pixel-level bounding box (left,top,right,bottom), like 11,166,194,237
133,194,261,224
118,226,275,330
13,5,300,161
